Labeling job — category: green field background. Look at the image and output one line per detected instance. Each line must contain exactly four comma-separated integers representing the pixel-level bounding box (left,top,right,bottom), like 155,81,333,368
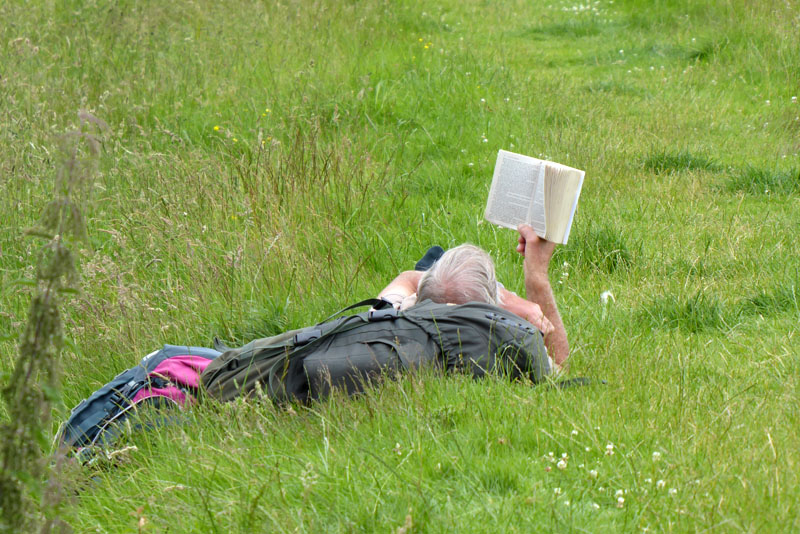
1,0,798,531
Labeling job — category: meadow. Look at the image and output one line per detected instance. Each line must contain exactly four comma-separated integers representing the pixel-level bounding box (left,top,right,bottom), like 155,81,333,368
1,0,798,531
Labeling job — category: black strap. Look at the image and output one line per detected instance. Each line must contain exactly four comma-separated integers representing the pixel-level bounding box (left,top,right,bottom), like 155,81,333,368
213,336,231,352
320,298,392,323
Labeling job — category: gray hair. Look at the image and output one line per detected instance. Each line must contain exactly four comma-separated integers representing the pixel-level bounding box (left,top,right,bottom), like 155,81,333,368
417,244,499,305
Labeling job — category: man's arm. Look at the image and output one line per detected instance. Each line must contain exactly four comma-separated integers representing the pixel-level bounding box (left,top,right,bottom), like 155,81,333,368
377,270,423,309
516,224,569,369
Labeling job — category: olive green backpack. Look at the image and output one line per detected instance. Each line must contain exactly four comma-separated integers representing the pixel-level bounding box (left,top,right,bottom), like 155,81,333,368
200,299,550,403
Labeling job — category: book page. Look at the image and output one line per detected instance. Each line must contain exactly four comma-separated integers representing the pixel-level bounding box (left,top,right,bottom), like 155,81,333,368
529,164,546,237
543,163,585,244
561,170,584,243
484,150,547,236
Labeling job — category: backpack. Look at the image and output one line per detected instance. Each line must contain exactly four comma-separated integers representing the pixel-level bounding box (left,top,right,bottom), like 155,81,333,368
56,345,221,454
201,299,550,403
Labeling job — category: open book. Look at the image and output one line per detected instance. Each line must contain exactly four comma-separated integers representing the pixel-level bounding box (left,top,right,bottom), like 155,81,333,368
484,150,585,244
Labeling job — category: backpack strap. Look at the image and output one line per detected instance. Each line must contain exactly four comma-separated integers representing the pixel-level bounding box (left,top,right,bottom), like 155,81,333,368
209,299,392,352
213,337,231,352
319,298,393,323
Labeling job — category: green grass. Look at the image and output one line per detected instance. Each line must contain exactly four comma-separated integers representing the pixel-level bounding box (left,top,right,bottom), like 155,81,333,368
643,150,722,175
741,283,800,316
2,0,800,531
559,222,639,274
727,166,800,195
642,291,730,333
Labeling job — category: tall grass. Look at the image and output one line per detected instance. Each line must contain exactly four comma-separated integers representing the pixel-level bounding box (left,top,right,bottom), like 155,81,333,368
0,113,105,532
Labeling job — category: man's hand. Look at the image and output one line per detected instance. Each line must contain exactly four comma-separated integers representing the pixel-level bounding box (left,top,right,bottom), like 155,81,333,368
516,224,556,290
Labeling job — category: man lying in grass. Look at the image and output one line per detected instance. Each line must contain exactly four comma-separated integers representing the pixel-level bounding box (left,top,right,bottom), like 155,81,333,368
201,222,568,401
377,224,569,371
59,225,568,452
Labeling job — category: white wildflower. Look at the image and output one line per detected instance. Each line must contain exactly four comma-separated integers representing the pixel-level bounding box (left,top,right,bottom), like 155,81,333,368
616,496,625,508
557,459,567,470
656,479,666,489
589,469,598,479
652,451,661,461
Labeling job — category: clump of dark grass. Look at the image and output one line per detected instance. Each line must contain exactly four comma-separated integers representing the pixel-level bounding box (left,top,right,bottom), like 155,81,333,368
726,166,800,195
642,291,730,333
478,466,519,495
739,284,799,316
686,39,725,62
584,80,643,96
643,149,721,174
520,19,604,39
558,224,638,274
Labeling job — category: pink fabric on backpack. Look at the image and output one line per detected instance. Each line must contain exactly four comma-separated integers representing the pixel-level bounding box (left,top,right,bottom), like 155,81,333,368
132,385,189,405
130,355,214,406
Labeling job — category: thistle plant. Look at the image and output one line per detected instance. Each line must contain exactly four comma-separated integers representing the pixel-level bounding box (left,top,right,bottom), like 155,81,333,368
0,112,106,533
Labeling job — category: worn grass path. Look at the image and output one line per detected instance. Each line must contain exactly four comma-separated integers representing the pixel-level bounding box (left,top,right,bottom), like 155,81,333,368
1,0,798,531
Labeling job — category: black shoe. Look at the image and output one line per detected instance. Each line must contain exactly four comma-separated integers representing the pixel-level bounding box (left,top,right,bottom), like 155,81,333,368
414,246,444,271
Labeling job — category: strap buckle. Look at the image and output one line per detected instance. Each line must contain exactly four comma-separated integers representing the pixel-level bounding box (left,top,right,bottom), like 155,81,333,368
294,329,322,346
368,308,399,321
